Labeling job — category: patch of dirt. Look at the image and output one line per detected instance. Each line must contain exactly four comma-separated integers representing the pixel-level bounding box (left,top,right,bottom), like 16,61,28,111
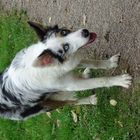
1,0,140,80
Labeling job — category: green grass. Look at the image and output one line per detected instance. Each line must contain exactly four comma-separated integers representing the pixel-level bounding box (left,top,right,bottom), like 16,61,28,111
0,12,140,140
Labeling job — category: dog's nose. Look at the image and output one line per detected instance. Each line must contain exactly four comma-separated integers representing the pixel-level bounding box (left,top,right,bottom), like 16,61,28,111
82,29,90,38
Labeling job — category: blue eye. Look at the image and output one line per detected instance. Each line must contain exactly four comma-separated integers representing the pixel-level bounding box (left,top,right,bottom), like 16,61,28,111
63,43,69,52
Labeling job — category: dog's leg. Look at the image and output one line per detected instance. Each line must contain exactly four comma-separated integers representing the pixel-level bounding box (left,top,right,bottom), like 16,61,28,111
58,73,132,91
74,95,97,105
49,92,97,105
21,93,97,119
79,53,120,69
41,99,77,109
49,72,97,106
49,91,77,101
41,96,97,109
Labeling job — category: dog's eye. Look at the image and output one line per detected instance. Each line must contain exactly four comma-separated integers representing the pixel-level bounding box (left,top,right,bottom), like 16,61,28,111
61,30,70,36
63,43,69,52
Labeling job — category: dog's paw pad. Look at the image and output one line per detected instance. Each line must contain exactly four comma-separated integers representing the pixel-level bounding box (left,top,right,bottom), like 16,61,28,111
109,53,120,68
89,95,97,105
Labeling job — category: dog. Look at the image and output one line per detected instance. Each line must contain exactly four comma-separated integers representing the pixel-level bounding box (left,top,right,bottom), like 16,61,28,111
0,21,132,120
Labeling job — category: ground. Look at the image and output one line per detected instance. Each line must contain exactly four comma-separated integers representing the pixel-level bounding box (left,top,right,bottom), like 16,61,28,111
0,0,140,140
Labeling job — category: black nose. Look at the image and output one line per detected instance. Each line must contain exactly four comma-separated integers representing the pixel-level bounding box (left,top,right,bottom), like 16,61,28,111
82,29,89,38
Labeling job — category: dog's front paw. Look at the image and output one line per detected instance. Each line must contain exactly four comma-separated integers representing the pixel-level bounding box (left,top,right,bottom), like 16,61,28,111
109,53,120,68
114,74,132,88
89,94,97,105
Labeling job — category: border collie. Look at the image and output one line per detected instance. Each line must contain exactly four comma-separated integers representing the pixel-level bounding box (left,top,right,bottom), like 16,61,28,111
0,21,132,120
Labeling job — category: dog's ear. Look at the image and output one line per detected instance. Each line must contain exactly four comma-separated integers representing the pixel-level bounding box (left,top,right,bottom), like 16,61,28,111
28,21,46,41
52,25,59,30
33,50,54,67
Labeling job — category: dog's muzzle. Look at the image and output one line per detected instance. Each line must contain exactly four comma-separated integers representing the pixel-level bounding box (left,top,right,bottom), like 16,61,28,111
81,29,97,46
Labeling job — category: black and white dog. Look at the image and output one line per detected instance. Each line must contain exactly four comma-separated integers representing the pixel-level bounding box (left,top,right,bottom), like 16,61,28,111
0,21,132,120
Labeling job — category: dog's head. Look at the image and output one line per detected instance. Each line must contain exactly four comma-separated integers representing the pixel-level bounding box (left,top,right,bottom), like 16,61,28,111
28,21,97,67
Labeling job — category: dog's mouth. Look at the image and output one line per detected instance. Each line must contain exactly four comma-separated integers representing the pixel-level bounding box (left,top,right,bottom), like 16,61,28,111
83,32,97,47
88,32,97,44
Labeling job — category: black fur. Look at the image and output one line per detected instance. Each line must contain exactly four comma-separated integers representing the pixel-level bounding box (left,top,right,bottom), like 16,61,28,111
28,21,47,41
2,86,21,105
0,71,51,120
28,21,59,41
28,21,71,42
0,72,21,105
0,103,11,113
21,105,43,118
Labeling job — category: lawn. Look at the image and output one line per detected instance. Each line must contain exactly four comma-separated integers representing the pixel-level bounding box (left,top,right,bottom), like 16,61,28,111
0,12,139,140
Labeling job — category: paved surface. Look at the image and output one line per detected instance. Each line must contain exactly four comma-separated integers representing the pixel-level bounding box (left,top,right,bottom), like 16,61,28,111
1,0,140,78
